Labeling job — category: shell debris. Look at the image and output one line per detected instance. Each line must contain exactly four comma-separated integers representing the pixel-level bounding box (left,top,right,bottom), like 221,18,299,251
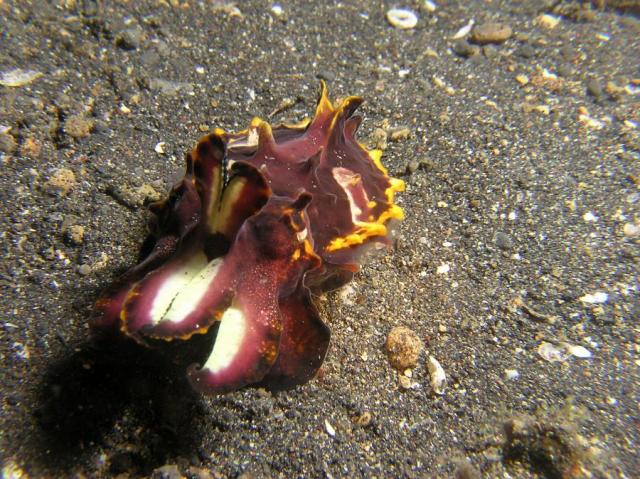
579,292,608,304
427,355,446,394
324,419,336,437
386,8,418,30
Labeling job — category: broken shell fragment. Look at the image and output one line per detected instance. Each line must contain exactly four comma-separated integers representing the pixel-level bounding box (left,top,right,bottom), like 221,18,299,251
537,341,592,362
427,355,446,394
386,8,418,30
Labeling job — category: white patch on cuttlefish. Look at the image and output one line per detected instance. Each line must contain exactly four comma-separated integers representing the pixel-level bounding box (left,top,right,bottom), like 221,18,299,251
149,252,208,325
161,258,224,324
332,167,369,224
202,307,246,373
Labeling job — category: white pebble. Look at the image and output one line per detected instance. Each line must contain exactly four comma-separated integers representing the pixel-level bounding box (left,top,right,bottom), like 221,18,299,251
154,142,166,154
12,342,30,360
565,343,592,359
579,292,608,304
386,8,418,29
583,211,598,222
504,369,519,380
427,356,446,394
424,1,437,13
451,19,474,39
324,419,336,437
537,342,568,362
535,14,561,29
623,223,639,237
271,4,283,16
436,263,450,274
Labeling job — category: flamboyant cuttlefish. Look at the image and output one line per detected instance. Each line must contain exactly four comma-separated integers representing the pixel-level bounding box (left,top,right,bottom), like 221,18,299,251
93,82,404,394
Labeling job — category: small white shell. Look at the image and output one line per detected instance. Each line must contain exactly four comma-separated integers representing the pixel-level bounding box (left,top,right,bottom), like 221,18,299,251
451,19,474,39
538,341,593,362
324,419,336,437
436,263,450,274
504,369,520,380
154,142,166,154
537,342,568,362
563,343,592,359
427,355,447,394
386,8,418,30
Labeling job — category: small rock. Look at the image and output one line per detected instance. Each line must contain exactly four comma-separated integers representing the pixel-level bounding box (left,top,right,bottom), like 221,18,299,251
419,158,435,171
115,26,145,50
398,375,413,390
405,160,420,174
0,132,18,154
623,222,639,237
21,137,41,157
151,464,183,479
586,78,603,99
495,232,514,250
516,44,536,59
65,224,85,245
186,467,214,479
452,40,480,58
64,115,95,139
389,127,411,142
77,264,92,276
109,183,162,208
45,168,76,196
535,14,561,29
149,78,194,96
455,461,481,479
353,411,372,427
371,127,388,150
424,1,437,13
386,8,418,29
385,326,423,370
482,44,498,59
470,22,512,44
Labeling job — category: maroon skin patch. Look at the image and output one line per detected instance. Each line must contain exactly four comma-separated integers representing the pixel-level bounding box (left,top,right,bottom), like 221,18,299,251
93,83,404,394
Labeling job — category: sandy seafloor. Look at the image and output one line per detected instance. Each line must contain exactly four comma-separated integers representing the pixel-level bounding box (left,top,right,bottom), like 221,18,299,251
0,1,638,478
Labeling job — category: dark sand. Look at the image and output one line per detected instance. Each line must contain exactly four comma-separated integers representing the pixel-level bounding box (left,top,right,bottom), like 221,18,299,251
1,1,638,477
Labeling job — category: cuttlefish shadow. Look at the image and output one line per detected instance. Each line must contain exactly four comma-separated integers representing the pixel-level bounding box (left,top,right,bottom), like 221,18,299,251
32,331,215,474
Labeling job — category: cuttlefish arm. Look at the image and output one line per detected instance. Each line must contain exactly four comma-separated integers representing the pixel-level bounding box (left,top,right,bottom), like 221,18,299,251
257,284,330,391
187,194,321,393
